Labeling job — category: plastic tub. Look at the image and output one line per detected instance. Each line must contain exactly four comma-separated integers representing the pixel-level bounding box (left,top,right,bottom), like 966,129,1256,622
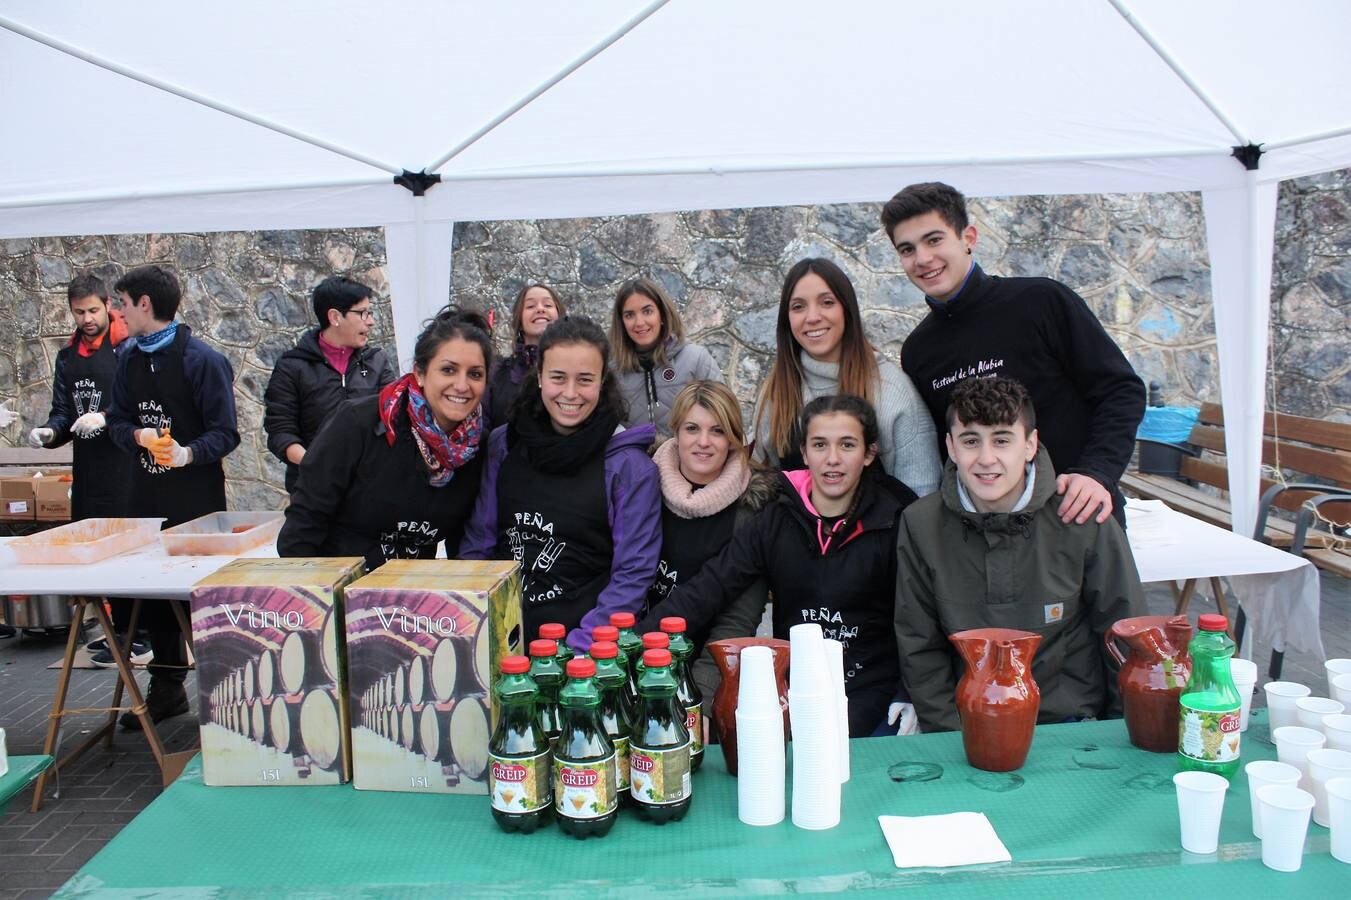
159,511,283,556
8,517,165,565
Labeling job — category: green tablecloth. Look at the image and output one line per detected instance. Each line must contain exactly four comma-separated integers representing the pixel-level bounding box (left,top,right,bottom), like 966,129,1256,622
0,754,52,813
56,714,1343,898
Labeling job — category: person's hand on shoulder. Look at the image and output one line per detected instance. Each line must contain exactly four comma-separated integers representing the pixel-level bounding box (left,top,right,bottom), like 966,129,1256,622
1055,473,1112,524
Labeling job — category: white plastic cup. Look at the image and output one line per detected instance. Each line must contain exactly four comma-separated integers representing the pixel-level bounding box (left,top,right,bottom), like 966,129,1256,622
1272,725,1327,791
1231,659,1258,732
1332,672,1351,709
1295,696,1345,732
1256,784,1315,872
822,639,849,785
1326,777,1351,864
1245,760,1302,839
1325,659,1351,697
1265,682,1312,731
788,688,840,830
736,707,785,826
788,623,827,695
1174,770,1229,854
1322,714,1351,753
737,646,780,716
1307,748,1351,827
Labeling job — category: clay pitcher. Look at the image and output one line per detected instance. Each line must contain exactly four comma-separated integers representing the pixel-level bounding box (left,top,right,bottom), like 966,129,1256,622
1105,615,1193,753
707,637,790,775
950,628,1042,772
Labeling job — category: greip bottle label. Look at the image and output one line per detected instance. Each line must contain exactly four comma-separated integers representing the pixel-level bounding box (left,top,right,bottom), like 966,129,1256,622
687,704,703,755
553,755,617,819
612,736,631,791
488,751,550,814
1178,704,1241,763
631,743,692,805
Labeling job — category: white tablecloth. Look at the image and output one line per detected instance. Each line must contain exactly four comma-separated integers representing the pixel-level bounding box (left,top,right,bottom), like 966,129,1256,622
1126,499,1324,659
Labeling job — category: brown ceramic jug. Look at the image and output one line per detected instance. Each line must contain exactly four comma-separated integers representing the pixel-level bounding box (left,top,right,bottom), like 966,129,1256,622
1104,615,1193,753
950,628,1042,772
707,637,791,775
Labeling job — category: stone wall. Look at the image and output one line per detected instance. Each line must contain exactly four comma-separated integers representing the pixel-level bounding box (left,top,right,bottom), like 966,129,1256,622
1,172,1346,508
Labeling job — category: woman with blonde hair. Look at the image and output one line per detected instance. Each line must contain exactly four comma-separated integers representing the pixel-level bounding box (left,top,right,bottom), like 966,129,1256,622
752,257,940,496
610,277,721,437
485,283,565,426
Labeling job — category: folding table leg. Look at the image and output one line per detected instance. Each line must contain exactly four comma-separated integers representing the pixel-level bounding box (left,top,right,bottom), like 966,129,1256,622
30,597,88,812
104,599,144,749
1172,579,1198,616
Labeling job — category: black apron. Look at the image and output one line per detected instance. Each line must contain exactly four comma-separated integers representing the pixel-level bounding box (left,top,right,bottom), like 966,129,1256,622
122,327,227,528
60,339,133,519
496,439,612,640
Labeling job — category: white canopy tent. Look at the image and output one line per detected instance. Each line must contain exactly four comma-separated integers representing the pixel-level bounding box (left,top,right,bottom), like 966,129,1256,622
3,0,1350,537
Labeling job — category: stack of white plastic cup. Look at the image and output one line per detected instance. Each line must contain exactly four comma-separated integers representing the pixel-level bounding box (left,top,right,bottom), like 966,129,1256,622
1173,771,1228,854
1255,785,1315,872
1306,748,1351,828
1295,696,1345,731
823,639,850,784
788,623,840,830
1230,659,1258,732
1272,725,1326,792
1332,672,1351,708
1326,777,1351,864
1264,682,1312,731
1245,760,1301,839
1322,714,1351,752
736,645,786,827
1325,659,1351,697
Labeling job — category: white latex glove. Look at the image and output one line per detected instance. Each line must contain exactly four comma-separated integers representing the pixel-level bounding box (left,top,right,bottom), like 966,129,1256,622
71,411,106,437
28,426,54,448
159,439,191,468
0,399,17,427
887,701,920,736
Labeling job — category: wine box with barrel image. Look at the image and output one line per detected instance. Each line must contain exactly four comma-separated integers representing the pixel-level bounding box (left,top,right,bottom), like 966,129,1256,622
343,559,523,793
190,557,365,786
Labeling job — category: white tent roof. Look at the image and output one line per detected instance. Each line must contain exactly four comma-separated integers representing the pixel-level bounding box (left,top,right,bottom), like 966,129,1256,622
3,0,1350,537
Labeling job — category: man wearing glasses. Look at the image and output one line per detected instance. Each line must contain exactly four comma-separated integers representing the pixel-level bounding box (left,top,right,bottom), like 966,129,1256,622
263,276,397,494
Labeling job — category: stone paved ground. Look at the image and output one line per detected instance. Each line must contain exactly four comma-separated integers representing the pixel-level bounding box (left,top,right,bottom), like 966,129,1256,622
1,575,1348,899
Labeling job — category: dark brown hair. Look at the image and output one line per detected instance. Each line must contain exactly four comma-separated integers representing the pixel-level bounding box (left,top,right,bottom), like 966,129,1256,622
945,376,1036,433
880,182,970,237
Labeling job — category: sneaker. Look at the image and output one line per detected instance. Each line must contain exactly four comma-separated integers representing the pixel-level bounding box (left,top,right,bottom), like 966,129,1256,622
84,636,110,654
119,678,190,731
90,640,153,668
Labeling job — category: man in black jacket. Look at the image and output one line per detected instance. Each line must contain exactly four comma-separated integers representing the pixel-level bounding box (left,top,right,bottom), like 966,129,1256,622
882,182,1145,528
264,276,397,493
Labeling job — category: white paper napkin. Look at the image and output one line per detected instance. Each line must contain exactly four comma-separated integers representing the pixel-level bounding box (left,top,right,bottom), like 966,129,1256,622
878,813,1012,868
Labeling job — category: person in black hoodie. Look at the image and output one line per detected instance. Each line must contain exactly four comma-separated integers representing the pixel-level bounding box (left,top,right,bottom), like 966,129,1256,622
881,182,1146,529
485,283,565,428
639,394,917,736
278,307,489,570
264,276,397,493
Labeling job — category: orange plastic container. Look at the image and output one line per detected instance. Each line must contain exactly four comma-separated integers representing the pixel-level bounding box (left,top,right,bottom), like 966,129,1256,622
159,511,283,556
9,517,165,565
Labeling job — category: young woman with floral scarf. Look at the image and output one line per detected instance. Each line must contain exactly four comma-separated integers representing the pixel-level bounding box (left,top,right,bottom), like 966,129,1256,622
279,306,490,569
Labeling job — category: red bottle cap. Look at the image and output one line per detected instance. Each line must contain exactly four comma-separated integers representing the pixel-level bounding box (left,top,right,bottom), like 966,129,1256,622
590,640,618,660
592,625,620,643
643,648,672,668
642,631,670,650
1197,614,1228,632
500,655,530,675
539,623,566,640
609,612,636,628
566,658,596,678
529,639,558,658
659,616,686,634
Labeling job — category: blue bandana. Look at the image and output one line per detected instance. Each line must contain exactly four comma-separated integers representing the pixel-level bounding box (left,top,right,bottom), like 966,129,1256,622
135,321,179,353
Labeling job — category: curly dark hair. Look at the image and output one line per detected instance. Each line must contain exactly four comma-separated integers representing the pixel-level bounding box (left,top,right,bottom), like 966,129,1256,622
944,376,1036,433
880,182,969,237
512,315,628,425
413,305,493,374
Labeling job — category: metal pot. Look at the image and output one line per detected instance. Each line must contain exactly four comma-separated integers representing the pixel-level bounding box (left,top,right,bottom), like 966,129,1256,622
2,594,73,629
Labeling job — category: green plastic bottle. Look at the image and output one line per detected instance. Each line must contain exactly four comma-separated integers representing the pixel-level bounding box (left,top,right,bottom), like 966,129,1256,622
589,640,634,799
634,630,670,681
528,639,564,741
660,616,704,773
1177,614,1242,779
487,655,552,833
592,624,637,706
553,657,618,839
539,623,574,665
630,648,693,824
610,612,644,684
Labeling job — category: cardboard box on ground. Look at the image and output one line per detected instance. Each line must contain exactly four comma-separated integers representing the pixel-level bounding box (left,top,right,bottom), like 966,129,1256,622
0,470,73,521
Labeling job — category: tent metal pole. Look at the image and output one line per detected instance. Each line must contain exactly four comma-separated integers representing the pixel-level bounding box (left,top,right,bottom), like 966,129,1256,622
1106,0,1251,146
0,176,387,211
424,0,671,174
0,15,405,176
1262,124,1351,152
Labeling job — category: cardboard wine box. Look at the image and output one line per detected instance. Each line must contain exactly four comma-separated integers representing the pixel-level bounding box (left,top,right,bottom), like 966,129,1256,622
344,559,523,793
35,475,73,521
0,476,36,520
190,557,365,787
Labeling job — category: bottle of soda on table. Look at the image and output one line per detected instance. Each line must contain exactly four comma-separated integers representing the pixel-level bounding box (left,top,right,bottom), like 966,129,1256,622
634,630,670,681
487,655,552,833
553,657,618,839
610,612,644,683
590,640,634,801
630,648,693,824
528,639,564,741
660,617,704,773
1177,614,1242,779
592,624,637,706
539,623,574,666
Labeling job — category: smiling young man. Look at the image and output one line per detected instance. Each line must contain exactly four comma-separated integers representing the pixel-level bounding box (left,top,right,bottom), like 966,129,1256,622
881,182,1145,528
893,377,1145,733
263,276,396,493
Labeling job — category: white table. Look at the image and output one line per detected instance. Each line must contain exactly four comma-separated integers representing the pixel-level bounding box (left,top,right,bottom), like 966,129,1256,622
0,536,278,809
1126,499,1324,668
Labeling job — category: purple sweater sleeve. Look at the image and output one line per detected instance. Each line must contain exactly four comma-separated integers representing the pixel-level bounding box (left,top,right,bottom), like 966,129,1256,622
456,423,509,560
569,443,662,652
